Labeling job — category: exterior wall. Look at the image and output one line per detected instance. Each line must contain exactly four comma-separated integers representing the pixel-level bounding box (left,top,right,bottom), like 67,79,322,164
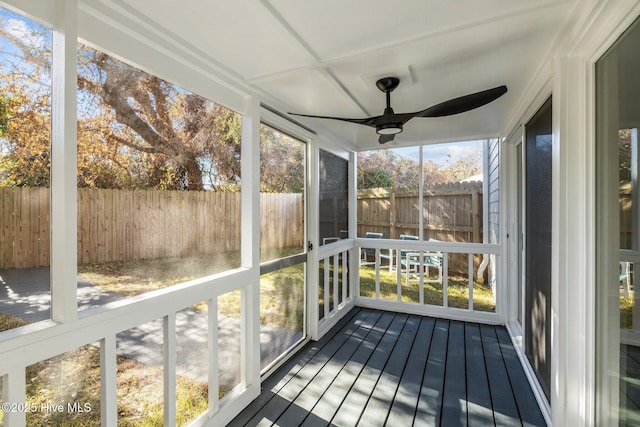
501,2,640,426
486,138,500,294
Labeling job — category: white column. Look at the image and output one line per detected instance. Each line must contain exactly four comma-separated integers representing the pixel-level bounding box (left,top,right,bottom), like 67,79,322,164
349,151,359,303
307,138,320,340
240,96,261,395
50,0,78,323
553,54,597,427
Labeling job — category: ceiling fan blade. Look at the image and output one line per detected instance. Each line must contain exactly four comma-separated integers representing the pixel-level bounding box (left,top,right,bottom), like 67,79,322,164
417,85,507,118
379,133,396,144
288,112,380,127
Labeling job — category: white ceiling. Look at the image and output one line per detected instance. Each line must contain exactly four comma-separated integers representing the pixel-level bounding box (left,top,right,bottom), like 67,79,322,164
83,0,579,151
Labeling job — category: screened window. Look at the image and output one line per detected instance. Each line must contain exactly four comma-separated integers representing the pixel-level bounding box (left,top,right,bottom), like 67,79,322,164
596,16,640,425
0,6,52,331
319,150,348,245
76,44,242,310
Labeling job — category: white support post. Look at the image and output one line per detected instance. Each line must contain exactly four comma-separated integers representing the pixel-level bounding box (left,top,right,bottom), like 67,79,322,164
419,147,424,241
163,313,176,426
349,152,359,303
100,335,117,427
50,0,78,323
307,138,320,340
240,96,261,393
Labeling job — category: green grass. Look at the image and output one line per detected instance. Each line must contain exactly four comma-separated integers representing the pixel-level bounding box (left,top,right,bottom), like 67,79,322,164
0,313,208,427
358,265,496,312
21,346,207,427
621,295,634,329
259,266,304,331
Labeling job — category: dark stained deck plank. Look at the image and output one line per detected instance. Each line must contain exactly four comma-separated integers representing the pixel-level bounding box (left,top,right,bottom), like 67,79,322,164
330,313,410,427
441,320,468,426
230,309,545,427
300,311,396,426
480,324,521,427
385,316,436,426
495,327,547,427
244,309,376,426
228,308,366,427
414,318,449,426
274,310,385,426
357,314,421,425
465,323,494,426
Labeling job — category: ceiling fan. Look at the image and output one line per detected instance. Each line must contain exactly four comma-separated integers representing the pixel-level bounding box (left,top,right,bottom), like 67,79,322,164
289,77,507,144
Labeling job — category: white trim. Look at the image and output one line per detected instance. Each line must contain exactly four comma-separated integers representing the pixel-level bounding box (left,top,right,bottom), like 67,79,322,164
308,131,321,340
506,322,552,426
240,96,261,403
50,0,78,323
100,335,117,427
355,297,503,325
550,2,640,426
0,0,55,26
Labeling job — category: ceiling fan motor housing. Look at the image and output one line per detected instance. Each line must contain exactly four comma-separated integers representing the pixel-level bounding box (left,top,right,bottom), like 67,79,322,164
377,122,403,135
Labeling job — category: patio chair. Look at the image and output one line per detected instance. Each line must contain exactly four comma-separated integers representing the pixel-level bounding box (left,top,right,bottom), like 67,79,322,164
322,229,349,245
399,236,443,286
360,232,383,265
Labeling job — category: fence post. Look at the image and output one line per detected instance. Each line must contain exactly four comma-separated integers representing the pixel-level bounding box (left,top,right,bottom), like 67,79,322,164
390,189,396,239
472,188,481,243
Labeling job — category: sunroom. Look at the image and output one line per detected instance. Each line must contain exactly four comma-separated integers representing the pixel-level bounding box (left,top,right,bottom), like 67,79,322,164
1,0,640,426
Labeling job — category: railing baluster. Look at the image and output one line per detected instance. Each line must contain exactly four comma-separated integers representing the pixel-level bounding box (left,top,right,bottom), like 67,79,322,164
375,249,381,299
333,254,339,310
443,253,449,308
100,335,117,427
164,313,177,426
396,250,402,302
324,260,330,318
208,298,219,415
468,253,474,311
4,367,26,427
341,250,348,304
419,251,425,305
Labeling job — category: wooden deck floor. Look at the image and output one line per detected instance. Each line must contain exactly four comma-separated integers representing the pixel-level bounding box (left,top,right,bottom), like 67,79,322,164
230,308,546,427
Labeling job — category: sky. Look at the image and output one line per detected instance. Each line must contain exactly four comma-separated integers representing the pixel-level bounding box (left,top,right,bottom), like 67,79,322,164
386,139,484,166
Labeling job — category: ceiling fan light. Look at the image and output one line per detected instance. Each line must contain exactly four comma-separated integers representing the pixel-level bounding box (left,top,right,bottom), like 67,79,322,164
376,123,403,135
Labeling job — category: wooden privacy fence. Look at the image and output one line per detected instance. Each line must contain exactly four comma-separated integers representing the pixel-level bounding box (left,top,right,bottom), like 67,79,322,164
0,187,304,269
357,182,483,275
357,181,483,242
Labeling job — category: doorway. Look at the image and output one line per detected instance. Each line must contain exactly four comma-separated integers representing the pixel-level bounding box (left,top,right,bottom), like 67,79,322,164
259,123,307,372
523,97,553,402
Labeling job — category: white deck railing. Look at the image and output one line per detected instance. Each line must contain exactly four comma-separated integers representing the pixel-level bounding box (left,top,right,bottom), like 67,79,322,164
0,268,258,427
1,239,503,426
315,239,357,339
354,238,502,325
314,238,503,340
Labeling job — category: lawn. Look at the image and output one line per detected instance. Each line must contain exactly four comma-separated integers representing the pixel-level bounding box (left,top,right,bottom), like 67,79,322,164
0,313,208,427
358,265,496,312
